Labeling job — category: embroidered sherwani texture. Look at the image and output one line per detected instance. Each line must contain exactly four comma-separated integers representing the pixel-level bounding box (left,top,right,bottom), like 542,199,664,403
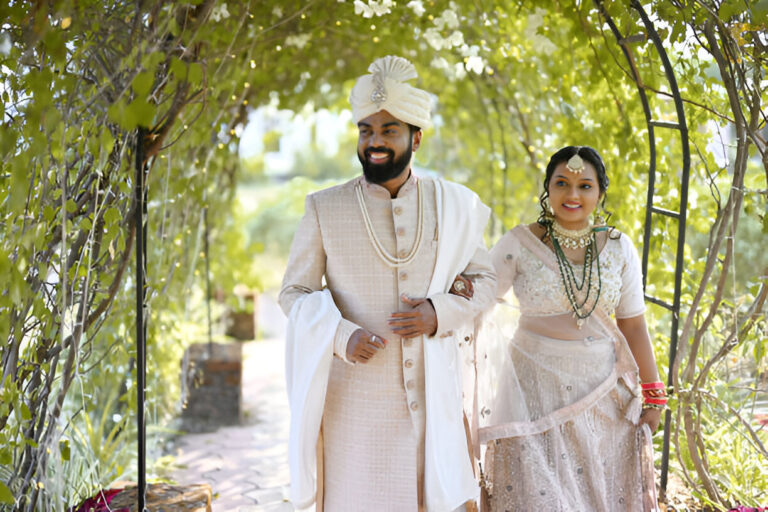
280,174,496,511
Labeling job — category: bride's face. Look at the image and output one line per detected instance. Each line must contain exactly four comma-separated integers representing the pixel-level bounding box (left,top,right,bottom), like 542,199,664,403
547,161,602,230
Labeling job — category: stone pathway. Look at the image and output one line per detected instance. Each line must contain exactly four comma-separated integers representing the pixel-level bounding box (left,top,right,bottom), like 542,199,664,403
167,337,303,511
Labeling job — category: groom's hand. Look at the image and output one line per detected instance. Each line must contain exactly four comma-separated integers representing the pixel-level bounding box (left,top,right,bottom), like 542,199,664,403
388,295,437,338
346,328,387,364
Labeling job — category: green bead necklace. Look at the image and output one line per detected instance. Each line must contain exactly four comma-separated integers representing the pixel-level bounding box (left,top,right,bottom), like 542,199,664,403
547,222,603,328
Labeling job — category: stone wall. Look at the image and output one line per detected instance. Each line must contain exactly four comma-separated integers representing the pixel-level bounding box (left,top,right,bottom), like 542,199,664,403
180,342,242,432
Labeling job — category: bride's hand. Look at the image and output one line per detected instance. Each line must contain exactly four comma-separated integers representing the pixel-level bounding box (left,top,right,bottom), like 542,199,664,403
640,407,662,432
449,274,474,299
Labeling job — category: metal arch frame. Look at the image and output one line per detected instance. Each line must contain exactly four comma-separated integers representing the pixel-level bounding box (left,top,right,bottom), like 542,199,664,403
133,137,213,512
135,128,149,512
594,0,691,497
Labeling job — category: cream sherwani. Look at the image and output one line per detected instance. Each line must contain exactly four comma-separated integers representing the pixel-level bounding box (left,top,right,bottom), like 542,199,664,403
280,174,496,511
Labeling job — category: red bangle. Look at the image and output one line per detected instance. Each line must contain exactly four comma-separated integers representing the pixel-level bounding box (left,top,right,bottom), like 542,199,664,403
644,397,668,405
641,381,665,390
642,389,667,397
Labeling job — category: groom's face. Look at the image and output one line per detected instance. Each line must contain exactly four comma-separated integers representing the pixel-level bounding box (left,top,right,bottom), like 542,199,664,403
357,110,421,184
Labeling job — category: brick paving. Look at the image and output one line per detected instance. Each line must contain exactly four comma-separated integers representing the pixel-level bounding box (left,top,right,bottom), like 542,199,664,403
167,335,305,511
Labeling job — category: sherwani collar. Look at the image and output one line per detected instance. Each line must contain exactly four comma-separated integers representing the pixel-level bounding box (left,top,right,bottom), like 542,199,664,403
359,172,418,199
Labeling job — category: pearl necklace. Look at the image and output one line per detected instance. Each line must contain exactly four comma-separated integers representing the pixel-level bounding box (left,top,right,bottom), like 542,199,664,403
551,221,594,250
355,180,424,268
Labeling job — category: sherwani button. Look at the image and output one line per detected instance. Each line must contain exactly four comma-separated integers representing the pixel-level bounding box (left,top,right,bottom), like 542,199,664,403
396,227,406,236
399,272,408,281
410,401,419,411
404,359,414,368
394,206,403,215
406,379,415,390
403,338,413,347
398,249,408,258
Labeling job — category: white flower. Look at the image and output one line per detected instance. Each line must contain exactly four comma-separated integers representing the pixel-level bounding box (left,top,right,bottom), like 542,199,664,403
453,62,467,80
407,0,425,16
272,6,283,18
435,9,459,29
465,55,485,74
459,44,479,58
285,33,311,49
423,27,446,50
354,0,393,17
446,30,464,47
0,32,11,56
430,56,450,70
210,3,230,22
527,9,545,32
524,8,557,55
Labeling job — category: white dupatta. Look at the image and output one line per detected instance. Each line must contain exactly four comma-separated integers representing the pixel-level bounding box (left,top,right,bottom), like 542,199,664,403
285,289,340,509
423,179,490,511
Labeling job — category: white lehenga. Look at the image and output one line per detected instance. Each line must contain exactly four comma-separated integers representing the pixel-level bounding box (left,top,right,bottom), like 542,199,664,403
474,225,658,512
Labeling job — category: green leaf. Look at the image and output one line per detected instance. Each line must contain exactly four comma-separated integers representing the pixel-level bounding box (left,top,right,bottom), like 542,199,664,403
0,481,13,505
718,0,743,20
188,62,203,84
132,70,155,97
0,447,11,465
754,0,768,19
126,98,156,128
107,99,133,130
43,204,56,222
20,403,31,421
60,439,70,462
100,129,115,156
170,57,187,80
104,207,121,225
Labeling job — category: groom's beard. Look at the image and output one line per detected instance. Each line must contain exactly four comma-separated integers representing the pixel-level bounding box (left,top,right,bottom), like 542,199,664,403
358,141,413,184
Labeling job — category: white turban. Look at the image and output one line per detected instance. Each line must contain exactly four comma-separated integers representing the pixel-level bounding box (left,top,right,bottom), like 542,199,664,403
349,55,433,130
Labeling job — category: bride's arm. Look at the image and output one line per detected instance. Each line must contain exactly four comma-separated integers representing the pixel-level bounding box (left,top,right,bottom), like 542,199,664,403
618,314,663,431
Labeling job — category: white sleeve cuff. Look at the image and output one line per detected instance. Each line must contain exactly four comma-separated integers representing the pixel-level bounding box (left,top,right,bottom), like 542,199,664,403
333,318,360,364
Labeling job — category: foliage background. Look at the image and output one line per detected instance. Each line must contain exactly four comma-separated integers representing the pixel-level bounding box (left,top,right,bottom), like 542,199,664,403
0,0,765,510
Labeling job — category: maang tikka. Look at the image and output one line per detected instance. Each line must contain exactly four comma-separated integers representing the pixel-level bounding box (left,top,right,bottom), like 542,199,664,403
566,152,585,174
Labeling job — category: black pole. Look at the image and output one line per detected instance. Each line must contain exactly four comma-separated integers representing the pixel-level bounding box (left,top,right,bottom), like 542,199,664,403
204,206,213,357
135,127,148,511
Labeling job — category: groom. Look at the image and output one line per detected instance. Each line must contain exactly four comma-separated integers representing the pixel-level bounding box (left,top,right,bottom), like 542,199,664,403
280,55,496,511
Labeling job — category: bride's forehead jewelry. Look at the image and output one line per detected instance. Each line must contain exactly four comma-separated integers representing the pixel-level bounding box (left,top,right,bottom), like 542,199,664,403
566,150,584,174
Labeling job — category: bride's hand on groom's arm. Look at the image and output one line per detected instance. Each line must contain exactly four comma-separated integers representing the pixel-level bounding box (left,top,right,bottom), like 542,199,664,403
449,274,474,299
